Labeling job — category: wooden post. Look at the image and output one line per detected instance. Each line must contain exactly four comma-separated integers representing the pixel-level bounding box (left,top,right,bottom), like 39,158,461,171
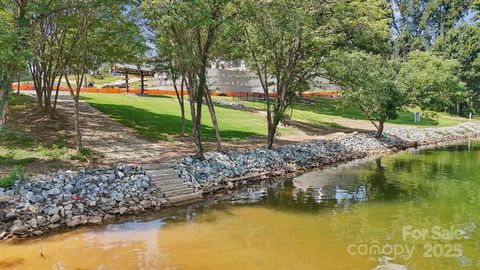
17,72,20,94
125,73,129,93
141,72,145,95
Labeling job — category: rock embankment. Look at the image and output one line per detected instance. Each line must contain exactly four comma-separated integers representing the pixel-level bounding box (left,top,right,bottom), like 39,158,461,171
173,122,480,192
2,122,479,240
0,165,165,240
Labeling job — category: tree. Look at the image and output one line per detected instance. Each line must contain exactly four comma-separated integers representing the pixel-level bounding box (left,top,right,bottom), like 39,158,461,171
389,0,471,60
143,0,237,158
327,51,404,138
396,51,466,115
433,24,480,113
63,0,146,152
149,42,187,136
239,0,391,149
0,0,29,128
27,0,81,111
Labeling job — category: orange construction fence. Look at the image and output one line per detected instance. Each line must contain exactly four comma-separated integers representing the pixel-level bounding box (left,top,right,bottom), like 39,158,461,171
12,82,338,98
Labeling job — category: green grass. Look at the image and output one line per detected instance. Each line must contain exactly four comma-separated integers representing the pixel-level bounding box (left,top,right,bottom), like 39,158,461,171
213,96,468,128
1,94,99,176
70,147,96,161
81,93,296,141
0,129,73,165
0,166,23,188
88,75,123,85
80,93,470,143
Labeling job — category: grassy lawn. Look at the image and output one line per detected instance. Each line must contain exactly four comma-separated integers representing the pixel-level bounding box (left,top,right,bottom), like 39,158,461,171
213,96,468,128
1,94,96,180
89,75,124,85
81,93,470,144
81,93,297,141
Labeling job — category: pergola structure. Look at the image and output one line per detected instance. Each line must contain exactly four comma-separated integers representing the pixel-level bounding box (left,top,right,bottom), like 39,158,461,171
112,64,155,94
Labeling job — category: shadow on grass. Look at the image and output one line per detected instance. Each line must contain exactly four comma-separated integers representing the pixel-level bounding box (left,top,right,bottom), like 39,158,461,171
84,102,263,141
237,96,443,127
138,94,176,99
293,97,441,126
0,156,39,166
287,120,373,135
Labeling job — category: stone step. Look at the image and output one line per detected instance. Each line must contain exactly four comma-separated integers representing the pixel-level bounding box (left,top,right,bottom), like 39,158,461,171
142,164,172,170
164,188,195,197
161,185,192,192
149,175,180,182
161,186,191,194
150,178,182,184
167,191,203,205
146,170,176,178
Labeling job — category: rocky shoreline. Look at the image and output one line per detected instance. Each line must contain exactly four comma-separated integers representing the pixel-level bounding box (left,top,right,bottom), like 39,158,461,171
0,165,166,240
173,122,480,192
1,122,480,241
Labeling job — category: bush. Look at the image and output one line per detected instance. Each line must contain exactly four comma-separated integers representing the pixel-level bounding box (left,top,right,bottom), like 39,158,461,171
70,147,94,161
0,166,23,189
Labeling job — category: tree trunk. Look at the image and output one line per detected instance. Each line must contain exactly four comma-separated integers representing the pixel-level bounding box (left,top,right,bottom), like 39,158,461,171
205,92,222,152
0,91,8,129
266,107,274,149
52,73,63,113
65,73,84,152
73,96,82,151
0,75,12,129
193,101,204,159
180,77,186,136
376,120,385,139
17,73,20,94
172,73,186,136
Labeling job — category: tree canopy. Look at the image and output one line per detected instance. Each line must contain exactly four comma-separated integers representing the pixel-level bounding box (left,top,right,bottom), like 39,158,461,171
327,51,404,138
396,51,466,114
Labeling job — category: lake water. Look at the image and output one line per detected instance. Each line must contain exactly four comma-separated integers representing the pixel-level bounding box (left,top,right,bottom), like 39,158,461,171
1,141,479,269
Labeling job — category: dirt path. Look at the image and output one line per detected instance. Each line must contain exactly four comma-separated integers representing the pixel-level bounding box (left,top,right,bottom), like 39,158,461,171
23,91,188,165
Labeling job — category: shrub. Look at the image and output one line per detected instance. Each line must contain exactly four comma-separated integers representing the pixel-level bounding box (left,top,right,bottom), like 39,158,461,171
0,166,23,189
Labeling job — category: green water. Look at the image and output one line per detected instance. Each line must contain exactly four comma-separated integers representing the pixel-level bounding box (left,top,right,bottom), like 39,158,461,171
1,141,479,269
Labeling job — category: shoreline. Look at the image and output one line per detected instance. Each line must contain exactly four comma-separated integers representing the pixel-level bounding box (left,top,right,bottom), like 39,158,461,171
1,122,480,241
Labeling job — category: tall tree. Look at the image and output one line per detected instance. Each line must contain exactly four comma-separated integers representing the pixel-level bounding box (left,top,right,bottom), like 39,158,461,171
433,24,480,112
327,51,404,138
0,0,29,128
390,0,472,60
396,51,466,115
149,42,187,136
63,0,146,151
143,0,237,158
27,0,75,111
239,0,390,149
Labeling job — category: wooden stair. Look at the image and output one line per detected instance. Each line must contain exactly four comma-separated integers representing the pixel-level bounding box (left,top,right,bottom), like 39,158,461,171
143,163,203,206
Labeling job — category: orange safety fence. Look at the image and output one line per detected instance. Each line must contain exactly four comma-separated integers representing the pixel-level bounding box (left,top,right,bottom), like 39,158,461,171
12,82,338,97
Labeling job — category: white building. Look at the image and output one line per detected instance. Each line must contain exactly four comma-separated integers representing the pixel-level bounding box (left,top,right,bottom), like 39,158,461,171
144,60,339,94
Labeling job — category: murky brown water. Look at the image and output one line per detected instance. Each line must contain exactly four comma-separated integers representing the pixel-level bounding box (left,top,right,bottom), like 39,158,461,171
1,141,479,269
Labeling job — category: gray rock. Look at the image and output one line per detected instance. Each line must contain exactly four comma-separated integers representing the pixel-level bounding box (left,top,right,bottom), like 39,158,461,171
103,214,115,223
37,216,48,226
11,225,29,235
0,195,9,203
50,214,60,224
118,207,128,215
66,216,81,227
27,218,38,229
88,216,102,224
48,188,61,196
5,212,17,221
